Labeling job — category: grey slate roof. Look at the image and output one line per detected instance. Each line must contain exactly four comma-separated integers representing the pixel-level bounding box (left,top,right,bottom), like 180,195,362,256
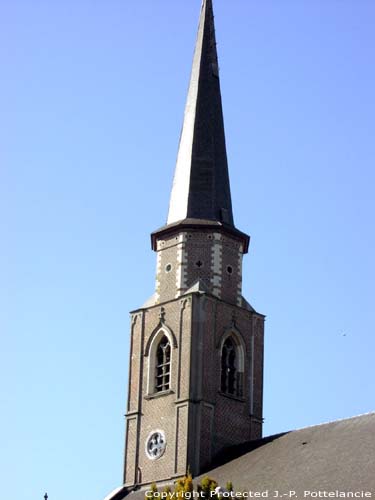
167,0,234,227
113,413,375,500
197,412,375,494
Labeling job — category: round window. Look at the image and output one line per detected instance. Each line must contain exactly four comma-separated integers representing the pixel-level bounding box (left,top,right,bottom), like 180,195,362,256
226,265,233,275
165,264,172,273
145,430,166,460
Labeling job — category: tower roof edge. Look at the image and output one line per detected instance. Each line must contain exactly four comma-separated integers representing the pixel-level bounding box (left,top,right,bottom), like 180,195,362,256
151,218,250,253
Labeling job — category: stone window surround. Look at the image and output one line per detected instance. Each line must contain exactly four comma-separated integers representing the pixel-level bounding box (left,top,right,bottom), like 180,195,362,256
219,330,245,399
146,327,176,397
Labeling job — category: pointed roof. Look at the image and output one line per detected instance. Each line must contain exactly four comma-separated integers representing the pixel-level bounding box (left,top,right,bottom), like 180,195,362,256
167,0,234,226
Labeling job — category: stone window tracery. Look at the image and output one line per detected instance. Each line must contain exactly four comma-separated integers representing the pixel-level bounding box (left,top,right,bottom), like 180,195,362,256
145,430,166,460
155,335,171,392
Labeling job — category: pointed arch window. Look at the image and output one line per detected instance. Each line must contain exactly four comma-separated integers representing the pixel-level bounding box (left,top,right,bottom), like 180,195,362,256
145,327,176,398
155,335,171,392
220,335,244,398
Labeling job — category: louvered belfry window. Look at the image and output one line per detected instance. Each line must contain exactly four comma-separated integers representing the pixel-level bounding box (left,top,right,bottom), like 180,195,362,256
221,336,243,397
221,337,236,394
155,335,171,392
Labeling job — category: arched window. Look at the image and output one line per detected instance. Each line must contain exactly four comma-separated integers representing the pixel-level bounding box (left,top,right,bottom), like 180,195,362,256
220,335,244,398
145,327,176,397
155,335,171,392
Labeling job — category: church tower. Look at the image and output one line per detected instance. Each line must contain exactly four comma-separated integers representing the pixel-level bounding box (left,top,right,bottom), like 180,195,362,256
123,0,264,488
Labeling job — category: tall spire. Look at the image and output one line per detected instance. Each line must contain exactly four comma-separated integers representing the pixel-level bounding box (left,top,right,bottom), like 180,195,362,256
167,0,234,227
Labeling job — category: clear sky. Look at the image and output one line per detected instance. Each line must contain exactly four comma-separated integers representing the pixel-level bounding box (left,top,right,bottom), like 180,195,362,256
1,1,374,500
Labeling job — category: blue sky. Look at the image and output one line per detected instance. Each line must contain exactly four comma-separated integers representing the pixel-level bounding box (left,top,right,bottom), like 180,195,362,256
1,1,374,500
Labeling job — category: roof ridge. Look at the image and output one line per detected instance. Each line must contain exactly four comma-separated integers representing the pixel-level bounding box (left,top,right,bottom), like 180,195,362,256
286,410,375,434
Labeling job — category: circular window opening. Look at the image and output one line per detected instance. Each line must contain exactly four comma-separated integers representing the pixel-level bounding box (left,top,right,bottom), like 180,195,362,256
165,264,172,273
226,265,233,275
145,430,166,460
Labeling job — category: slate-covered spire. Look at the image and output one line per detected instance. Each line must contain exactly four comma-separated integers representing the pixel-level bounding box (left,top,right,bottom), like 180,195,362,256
167,0,234,226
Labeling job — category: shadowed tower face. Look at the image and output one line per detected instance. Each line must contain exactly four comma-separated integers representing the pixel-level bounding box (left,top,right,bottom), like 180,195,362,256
123,0,265,488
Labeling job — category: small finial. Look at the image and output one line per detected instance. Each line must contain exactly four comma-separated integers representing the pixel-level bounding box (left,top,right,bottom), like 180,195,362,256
159,307,166,323
231,310,236,327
